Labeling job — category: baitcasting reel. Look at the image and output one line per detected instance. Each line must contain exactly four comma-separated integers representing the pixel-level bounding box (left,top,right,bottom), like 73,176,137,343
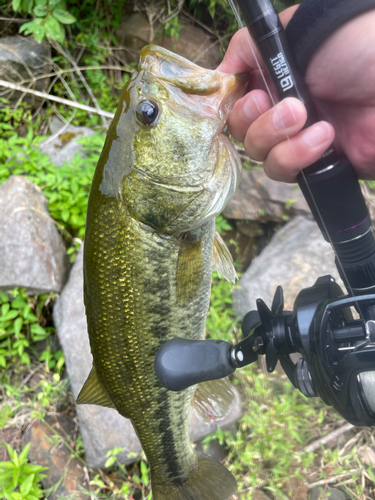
155,275,375,427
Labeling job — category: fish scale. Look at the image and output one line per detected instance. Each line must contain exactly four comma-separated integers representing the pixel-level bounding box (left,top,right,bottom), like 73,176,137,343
78,45,245,500
84,181,215,467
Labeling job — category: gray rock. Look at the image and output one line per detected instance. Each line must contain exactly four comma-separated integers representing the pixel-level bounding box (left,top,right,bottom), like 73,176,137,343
0,176,69,294
233,216,344,317
116,14,221,69
0,36,50,108
309,487,346,500
39,117,95,168
223,169,310,221
54,246,241,468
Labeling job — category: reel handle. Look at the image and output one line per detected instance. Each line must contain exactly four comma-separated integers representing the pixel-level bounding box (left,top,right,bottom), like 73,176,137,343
154,338,236,391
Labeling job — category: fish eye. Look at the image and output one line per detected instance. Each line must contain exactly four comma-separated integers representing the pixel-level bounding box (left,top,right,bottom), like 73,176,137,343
136,100,160,126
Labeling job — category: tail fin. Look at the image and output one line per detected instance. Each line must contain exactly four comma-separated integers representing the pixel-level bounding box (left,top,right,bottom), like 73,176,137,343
152,452,236,500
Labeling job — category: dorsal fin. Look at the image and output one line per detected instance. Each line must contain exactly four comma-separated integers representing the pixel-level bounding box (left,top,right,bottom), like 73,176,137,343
76,366,115,409
212,230,237,282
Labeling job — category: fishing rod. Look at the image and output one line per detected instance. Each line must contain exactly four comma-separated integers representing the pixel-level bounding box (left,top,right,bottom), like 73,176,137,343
155,0,375,426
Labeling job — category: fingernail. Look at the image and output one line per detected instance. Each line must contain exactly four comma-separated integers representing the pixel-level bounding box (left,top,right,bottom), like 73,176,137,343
243,93,262,122
302,122,331,148
273,101,297,129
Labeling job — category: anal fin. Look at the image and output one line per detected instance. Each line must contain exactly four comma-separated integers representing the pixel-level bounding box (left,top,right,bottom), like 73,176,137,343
212,230,237,282
76,366,115,409
192,378,237,423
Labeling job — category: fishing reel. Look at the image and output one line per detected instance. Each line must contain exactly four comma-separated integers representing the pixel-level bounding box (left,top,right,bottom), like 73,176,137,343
155,275,375,426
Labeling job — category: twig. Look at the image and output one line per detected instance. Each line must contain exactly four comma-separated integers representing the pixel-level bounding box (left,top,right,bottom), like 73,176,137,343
0,16,27,23
52,41,106,125
305,423,354,453
192,31,234,64
0,79,115,118
308,469,361,489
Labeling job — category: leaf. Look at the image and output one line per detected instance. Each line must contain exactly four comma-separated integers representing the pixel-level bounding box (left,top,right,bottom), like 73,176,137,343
61,210,70,222
11,0,21,11
44,16,65,43
11,296,27,309
4,310,20,321
0,469,14,483
12,467,19,489
1,303,10,317
140,460,149,486
6,445,15,461
0,461,15,470
20,474,34,497
33,5,47,16
52,9,76,24
3,490,16,500
35,0,47,5
104,456,115,468
14,317,23,336
21,465,48,474
48,0,61,7
22,0,34,14
19,21,46,43
0,292,9,303
21,353,30,365
0,355,6,368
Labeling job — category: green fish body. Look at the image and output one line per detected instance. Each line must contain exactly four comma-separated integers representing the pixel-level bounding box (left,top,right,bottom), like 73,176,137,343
78,45,245,500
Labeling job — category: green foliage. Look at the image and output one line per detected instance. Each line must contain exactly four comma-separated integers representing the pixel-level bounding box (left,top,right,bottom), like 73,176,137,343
206,272,239,342
205,366,324,498
0,443,48,500
0,289,56,369
13,0,76,44
0,122,104,240
215,214,232,234
87,448,151,499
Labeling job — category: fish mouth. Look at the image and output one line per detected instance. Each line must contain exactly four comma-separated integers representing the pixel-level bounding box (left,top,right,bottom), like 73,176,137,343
139,45,247,119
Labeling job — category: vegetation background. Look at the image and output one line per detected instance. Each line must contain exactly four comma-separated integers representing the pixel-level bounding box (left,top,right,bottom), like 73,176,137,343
0,1,374,499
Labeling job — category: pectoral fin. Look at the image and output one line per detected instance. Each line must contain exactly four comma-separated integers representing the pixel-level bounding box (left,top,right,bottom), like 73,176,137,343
76,366,115,409
176,237,204,304
212,230,237,282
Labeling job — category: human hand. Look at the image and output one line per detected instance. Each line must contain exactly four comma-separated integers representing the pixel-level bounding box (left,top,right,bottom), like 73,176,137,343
219,7,375,182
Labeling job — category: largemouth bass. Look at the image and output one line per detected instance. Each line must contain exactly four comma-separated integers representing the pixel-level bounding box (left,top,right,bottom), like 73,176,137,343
77,45,245,500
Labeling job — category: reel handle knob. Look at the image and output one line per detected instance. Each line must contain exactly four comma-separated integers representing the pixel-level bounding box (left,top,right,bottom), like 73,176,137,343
154,338,235,391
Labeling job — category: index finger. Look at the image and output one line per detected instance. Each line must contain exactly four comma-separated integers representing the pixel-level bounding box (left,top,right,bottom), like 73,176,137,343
218,27,261,74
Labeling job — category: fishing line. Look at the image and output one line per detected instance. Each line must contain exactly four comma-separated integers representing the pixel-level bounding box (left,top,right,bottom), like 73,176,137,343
226,0,364,316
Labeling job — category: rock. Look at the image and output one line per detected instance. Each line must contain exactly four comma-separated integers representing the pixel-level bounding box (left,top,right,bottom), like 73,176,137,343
0,176,69,294
233,216,344,318
223,169,310,221
251,492,273,500
22,416,87,500
39,117,95,168
54,246,241,468
0,428,21,461
116,14,222,69
194,438,229,463
309,487,346,500
358,445,375,467
154,19,222,69
0,36,50,108
286,477,308,500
